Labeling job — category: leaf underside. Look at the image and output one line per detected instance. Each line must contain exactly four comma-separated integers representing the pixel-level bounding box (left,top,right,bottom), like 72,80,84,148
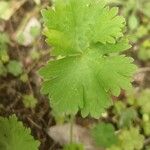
39,0,137,118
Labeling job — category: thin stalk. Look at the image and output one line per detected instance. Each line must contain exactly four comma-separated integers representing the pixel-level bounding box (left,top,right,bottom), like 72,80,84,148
70,115,75,144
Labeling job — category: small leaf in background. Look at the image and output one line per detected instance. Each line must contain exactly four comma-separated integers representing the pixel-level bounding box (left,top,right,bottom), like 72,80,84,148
136,25,148,39
0,49,9,63
143,39,150,48
0,32,9,44
138,48,150,61
17,33,25,45
7,60,23,77
142,113,150,136
0,33,9,63
119,107,137,128
0,115,40,150
118,127,144,150
91,123,118,148
30,49,40,60
113,101,126,115
128,14,139,31
143,114,149,122
143,121,150,136
126,89,137,105
20,73,28,83
138,39,150,61
63,143,84,150
139,1,150,18
23,94,37,109
137,89,150,114
30,26,41,38
108,127,144,150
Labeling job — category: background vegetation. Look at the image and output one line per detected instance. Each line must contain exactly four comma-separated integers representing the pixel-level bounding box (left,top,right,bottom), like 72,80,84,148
0,0,149,150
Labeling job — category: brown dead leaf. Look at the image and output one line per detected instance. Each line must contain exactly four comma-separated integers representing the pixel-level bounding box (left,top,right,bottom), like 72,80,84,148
47,123,104,150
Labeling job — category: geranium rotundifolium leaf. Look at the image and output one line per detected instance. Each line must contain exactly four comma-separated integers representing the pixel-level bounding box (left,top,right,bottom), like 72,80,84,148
92,37,131,55
39,0,137,118
0,115,40,150
42,0,125,56
39,53,136,118
91,122,118,148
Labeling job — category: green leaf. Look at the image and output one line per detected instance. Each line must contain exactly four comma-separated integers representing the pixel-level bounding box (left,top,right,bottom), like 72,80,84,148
108,127,144,150
30,50,40,60
7,60,23,77
0,33,9,44
143,120,150,136
137,89,150,114
30,26,41,38
139,1,150,18
20,73,28,83
118,127,144,150
39,0,137,118
119,107,137,128
138,39,150,61
39,53,136,118
42,0,125,56
0,33,9,63
113,101,126,115
128,14,139,31
63,143,84,150
138,47,150,61
23,94,37,109
107,145,121,150
92,38,131,55
91,122,118,148
0,115,40,150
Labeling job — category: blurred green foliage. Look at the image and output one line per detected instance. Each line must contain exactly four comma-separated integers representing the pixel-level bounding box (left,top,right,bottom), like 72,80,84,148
0,0,149,149
138,39,150,61
107,127,144,150
23,94,37,109
91,123,118,148
63,143,84,150
7,60,23,77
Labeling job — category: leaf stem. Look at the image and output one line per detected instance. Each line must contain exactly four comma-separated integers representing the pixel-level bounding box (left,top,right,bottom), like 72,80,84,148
70,115,75,144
